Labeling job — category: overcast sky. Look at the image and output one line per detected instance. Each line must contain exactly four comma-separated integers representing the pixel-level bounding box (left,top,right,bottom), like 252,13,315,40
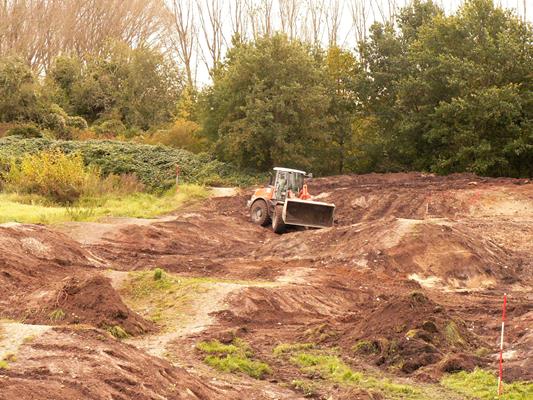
191,0,531,85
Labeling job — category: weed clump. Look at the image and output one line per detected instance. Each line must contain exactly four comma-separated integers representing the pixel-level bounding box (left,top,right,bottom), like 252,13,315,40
49,309,66,322
291,379,317,397
106,325,129,340
352,340,380,356
444,321,465,347
153,268,165,281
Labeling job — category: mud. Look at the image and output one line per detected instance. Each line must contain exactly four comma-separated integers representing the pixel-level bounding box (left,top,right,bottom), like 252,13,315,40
0,173,531,399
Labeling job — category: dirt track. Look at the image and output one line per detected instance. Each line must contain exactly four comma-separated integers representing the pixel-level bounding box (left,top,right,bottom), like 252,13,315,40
0,173,531,399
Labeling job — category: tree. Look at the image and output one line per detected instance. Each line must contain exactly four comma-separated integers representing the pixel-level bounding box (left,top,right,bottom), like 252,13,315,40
0,57,41,122
47,42,183,130
405,0,533,176
323,46,359,173
201,34,330,172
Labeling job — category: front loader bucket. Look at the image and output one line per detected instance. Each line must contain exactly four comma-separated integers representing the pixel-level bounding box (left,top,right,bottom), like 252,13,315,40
283,198,335,229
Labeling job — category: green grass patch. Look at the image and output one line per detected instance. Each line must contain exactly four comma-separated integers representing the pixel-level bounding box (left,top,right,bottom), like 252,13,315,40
197,339,249,356
197,339,270,379
0,360,8,369
120,269,212,331
0,184,208,224
273,342,315,357
441,368,533,400
290,351,421,399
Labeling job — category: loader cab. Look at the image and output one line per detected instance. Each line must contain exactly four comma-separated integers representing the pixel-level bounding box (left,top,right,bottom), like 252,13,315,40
272,167,306,202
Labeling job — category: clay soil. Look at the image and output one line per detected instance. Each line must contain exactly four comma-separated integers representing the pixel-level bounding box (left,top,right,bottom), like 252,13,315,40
0,173,531,399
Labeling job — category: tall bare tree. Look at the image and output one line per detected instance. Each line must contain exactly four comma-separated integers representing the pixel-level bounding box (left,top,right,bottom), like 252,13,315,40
196,0,226,73
0,0,167,73
325,0,342,46
279,0,301,39
350,0,370,44
168,0,197,88
229,0,248,39
303,0,326,45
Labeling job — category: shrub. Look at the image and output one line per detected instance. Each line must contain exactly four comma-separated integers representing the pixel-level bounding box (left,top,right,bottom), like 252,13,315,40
43,112,70,139
94,119,127,137
6,123,43,138
3,149,100,204
66,116,88,130
352,340,380,355
145,119,207,153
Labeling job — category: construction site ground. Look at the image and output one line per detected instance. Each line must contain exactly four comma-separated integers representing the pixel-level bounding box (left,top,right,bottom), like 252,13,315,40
0,172,531,399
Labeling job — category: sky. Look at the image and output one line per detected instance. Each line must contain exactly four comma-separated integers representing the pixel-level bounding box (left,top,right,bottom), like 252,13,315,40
192,0,531,85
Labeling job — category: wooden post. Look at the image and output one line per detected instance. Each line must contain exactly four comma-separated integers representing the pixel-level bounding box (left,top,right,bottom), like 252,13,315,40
175,164,180,193
498,293,507,396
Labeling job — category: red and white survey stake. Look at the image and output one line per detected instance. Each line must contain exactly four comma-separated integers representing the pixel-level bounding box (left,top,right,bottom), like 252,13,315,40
498,293,507,396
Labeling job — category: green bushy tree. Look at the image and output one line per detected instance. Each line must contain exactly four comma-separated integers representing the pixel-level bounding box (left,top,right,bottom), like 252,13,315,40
201,34,330,173
0,57,42,122
46,42,183,131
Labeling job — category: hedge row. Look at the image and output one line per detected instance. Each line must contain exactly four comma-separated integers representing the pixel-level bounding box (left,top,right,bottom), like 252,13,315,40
0,136,257,190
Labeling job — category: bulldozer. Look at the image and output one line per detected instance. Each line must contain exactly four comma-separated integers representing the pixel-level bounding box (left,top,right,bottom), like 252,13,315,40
247,167,335,233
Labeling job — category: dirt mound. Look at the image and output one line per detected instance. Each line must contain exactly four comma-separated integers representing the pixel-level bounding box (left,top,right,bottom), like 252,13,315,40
89,211,270,270
256,218,525,288
0,326,231,400
31,275,154,335
307,173,532,226
0,224,102,321
340,292,482,375
0,224,98,292
219,283,366,326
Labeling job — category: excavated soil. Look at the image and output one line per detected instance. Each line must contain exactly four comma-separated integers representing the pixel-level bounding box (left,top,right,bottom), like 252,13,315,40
0,173,532,399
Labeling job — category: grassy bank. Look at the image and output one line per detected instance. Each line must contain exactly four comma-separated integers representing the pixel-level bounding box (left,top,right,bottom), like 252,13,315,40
0,184,208,224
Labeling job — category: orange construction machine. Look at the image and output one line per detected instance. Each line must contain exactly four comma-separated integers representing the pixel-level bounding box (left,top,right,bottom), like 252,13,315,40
247,167,335,233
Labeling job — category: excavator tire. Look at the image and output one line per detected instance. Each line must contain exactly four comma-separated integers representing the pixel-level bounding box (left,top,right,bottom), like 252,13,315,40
272,205,286,234
250,199,271,226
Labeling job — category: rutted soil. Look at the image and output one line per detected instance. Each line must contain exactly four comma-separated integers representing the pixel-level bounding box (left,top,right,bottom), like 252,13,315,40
0,173,531,399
